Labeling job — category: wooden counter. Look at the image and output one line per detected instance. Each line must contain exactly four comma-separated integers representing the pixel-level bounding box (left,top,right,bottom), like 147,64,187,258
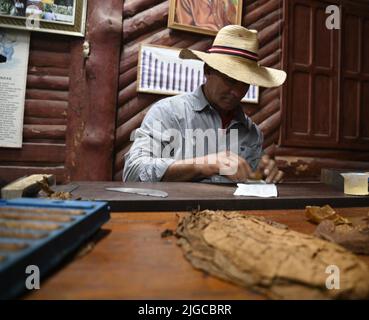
65,181,369,211
26,207,369,300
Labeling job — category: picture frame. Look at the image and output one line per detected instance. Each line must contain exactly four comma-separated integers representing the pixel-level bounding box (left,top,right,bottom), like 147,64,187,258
137,44,259,104
168,0,243,36
0,0,87,37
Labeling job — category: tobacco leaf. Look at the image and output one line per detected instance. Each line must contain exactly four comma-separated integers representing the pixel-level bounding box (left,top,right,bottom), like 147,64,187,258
314,214,369,255
37,177,73,200
305,205,351,225
176,210,369,299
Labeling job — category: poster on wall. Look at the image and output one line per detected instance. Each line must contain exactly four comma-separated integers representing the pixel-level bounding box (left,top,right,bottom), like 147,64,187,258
0,27,30,148
137,44,259,104
168,0,243,36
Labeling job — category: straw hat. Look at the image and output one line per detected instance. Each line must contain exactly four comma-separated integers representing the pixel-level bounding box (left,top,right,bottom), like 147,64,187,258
179,25,286,88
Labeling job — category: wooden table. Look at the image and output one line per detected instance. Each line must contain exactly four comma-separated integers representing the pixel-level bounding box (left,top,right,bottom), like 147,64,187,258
26,207,369,300
64,181,369,211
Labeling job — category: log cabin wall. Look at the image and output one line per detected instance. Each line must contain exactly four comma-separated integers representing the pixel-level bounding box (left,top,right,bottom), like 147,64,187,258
114,0,285,180
0,0,123,184
1,0,368,185
0,33,72,184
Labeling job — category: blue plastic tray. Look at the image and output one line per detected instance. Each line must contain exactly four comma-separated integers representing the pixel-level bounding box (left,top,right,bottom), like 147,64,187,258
0,198,110,299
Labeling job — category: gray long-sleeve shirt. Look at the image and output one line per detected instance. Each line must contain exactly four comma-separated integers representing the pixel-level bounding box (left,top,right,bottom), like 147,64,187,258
123,86,263,182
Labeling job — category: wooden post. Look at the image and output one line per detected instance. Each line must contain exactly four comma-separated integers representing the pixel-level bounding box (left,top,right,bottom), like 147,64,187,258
65,0,123,181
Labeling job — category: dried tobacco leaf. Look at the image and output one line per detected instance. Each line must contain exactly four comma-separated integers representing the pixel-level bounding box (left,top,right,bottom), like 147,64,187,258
305,205,351,225
315,213,369,255
176,210,369,299
37,177,73,200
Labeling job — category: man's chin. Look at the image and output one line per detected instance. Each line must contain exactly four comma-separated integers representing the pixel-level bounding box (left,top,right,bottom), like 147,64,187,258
221,103,238,111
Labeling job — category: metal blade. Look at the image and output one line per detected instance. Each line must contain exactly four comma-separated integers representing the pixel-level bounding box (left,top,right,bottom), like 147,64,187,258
105,187,168,198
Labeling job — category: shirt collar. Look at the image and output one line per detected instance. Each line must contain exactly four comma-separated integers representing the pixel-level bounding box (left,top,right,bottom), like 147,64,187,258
192,86,210,112
191,85,251,130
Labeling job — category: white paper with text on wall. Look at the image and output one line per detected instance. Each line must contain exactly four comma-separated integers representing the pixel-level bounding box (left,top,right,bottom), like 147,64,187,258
0,28,30,148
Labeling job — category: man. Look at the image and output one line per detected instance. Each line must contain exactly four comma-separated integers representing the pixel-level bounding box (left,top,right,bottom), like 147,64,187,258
123,25,287,183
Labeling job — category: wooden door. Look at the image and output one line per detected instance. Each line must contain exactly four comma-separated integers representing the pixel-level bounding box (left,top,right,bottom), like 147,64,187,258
281,0,369,152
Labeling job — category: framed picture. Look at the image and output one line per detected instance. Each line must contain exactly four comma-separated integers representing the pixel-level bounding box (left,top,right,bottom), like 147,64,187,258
0,0,87,37
168,0,243,36
137,44,259,104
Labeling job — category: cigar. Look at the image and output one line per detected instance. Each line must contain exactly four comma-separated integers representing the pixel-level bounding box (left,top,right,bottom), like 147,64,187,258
0,207,85,216
0,212,73,223
0,220,61,231
0,242,28,251
0,228,48,239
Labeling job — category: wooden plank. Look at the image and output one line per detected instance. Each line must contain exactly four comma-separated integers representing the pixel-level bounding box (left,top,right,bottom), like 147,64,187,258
26,208,369,299
258,110,281,136
25,100,68,119
28,66,69,77
123,0,165,18
26,89,69,102
23,125,66,140
30,34,71,53
251,99,280,125
65,182,369,212
29,50,70,68
0,143,65,163
24,117,67,126
27,75,69,91
123,1,169,42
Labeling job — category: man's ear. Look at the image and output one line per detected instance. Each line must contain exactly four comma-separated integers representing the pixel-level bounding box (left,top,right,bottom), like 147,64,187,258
203,64,211,76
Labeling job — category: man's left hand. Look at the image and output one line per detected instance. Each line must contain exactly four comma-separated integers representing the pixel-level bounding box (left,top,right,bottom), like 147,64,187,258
258,154,284,184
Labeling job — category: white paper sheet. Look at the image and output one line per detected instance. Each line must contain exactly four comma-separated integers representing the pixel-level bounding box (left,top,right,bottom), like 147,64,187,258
234,183,278,198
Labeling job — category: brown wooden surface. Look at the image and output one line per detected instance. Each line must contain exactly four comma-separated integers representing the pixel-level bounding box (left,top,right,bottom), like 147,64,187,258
65,0,123,182
26,207,369,300
65,181,369,211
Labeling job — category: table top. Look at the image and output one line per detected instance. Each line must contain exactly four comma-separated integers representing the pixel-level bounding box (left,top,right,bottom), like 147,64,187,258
26,207,369,300
66,181,369,211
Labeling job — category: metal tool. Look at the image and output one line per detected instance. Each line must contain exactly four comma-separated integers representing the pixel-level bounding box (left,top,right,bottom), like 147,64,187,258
105,187,168,198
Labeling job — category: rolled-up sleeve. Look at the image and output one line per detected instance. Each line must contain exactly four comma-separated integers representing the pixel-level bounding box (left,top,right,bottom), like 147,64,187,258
123,101,176,182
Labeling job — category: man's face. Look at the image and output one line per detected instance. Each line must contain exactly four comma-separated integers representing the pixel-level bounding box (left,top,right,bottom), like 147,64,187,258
204,67,250,112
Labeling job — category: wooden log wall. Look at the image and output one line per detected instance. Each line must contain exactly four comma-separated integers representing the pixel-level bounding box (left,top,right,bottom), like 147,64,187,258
0,33,71,184
114,0,284,180
0,0,123,185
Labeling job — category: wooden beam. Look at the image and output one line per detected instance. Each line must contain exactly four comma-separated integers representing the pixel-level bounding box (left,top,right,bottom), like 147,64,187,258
123,0,165,18
0,143,65,163
23,125,66,140
123,1,169,42
65,0,124,181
